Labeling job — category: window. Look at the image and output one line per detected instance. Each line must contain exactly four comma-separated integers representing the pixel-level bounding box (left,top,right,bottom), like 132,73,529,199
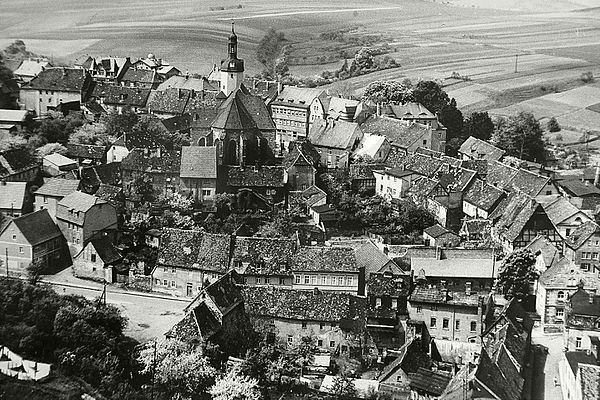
320,323,325,330
320,275,326,285
287,335,293,345
163,279,168,286
310,275,317,285
431,305,438,311
171,267,176,273
91,253,97,263
155,279,161,285
12,234,16,240
443,318,449,330
593,252,599,260
582,264,590,272
202,189,211,196
279,277,285,285
375,298,382,308
317,339,323,347
18,247,23,254
256,277,262,284
557,291,565,300
430,318,437,328
556,308,564,319
302,322,307,329
470,321,477,332
304,275,310,284
295,275,301,284
43,196,48,204
170,281,176,288
330,341,336,348
545,191,552,195
416,306,422,313
391,299,398,310
265,277,271,285
566,228,571,236
455,320,461,330
423,140,427,145
164,266,168,272
576,337,582,349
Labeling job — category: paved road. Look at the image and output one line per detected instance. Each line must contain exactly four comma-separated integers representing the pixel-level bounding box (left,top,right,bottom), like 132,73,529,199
531,328,564,400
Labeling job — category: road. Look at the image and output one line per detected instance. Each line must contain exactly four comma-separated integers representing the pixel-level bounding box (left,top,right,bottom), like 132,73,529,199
530,328,565,400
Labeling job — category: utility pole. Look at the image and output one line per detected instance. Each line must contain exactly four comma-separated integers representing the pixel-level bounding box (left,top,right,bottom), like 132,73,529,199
5,248,8,279
151,339,157,400
514,54,519,73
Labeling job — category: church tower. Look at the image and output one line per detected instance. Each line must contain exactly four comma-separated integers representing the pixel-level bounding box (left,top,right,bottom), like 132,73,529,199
220,22,244,96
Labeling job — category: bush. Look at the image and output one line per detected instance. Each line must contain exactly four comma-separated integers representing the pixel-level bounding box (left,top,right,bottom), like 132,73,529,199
547,117,561,132
581,71,595,83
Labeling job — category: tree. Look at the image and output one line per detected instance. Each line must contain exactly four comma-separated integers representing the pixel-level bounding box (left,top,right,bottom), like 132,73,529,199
412,80,449,113
257,28,286,76
209,370,261,400
547,117,561,133
329,375,357,397
36,142,68,157
34,111,85,144
130,175,156,204
139,339,216,399
498,249,539,300
0,135,27,152
439,98,464,156
70,122,112,146
463,111,494,141
101,109,139,138
0,53,17,109
26,260,45,284
362,80,413,105
492,112,546,162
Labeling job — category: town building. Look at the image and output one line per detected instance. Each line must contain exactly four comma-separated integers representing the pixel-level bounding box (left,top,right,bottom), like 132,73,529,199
559,351,600,400
65,143,107,166
34,178,80,221
374,167,420,200
0,148,40,183
564,288,600,353
486,160,558,197
72,235,123,282
77,56,131,82
538,195,592,239
309,118,363,170
282,144,318,191
0,209,70,275
353,134,391,163
13,58,52,83
219,24,245,96
232,236,297,287
120,68,162,89
121,148,181,202
56,191,118,247
179,146,217,205
565,221,600,274
91,83,151,114
422,224,461,247
0,181,27,217
19,67,93,116
42,153,78,176
0,109,31,134
462,178,505,219
458,136,505,162
556,178,600,211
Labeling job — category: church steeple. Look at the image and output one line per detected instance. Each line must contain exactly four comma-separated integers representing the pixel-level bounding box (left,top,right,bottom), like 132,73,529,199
220,21,244,96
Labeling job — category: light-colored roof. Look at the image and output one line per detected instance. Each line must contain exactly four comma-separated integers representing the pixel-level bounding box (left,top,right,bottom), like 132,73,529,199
43,152,77,167
539,195,590,227
271,86,325,108
309,119,362,150
180,146,217,179
58,191,106,212
459,136,505,161
0,109,29,123
389,102,435,119
156,75,216,92
354,135,386,159
0,182,26,210
14,59,51,78
411,257,496,279
326,96,360,118
34,178,80,197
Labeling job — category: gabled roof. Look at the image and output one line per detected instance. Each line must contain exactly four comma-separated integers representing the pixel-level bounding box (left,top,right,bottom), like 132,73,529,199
157,228,202,267
487,160,518,190
14,59,51,78
34,178,80,197
85,235,122,264
121,68,161,84
565,221,600,250
354,134,387,159
411,251,496,280
0,182,26,210
271,86,325,109
58,191,106,212
326,96,360,119
309,119,362,150
180,146,217,179
435,165,477,192
195,232,232,273
43,152,77,167
578,363,600,400
388,102,436,119
558,178,600,197
6,209,63,246
409,368,452,396
409,286,483,307
464,178,505,212
423,224,458,239
157,75,217,92
539,195,589,228
510,168,552,197
92,83,151,107
355,241,395,276
146,87,190,115
121,149,181,174
66,143,106,160
459,136,505,161
569,288,600,317
390,152,444,178
360,115,430,150
0,148,39,179
212,89,275,131
494,193,540,242
291,246,358,272
226,166,285,188
0,109,29,123
232,236,296,275
22,67,88,92
367,273,407,297
525,235,561,269
538,257,599,289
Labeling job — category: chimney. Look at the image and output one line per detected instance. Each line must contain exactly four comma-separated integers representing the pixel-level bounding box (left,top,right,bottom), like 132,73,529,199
436,246,442,260
595,165,600,187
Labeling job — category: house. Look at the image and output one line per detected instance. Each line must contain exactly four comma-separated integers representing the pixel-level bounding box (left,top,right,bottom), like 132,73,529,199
56,191,118,247
19,67,93,116
564,288,600,352
324,96,360,122
350,163,387,194
0,181,27,217
120,68,162,89
290,246,364,295
309,118,363,170
91,83,151,114
384,102,443,128
153,229,231,297
565,221,600,273
309,204,339,228
241,285,366,356
145,229,161,248
13,58,52,83
0,148,40,182
487,160,558,197
156,75,217,93
106,128,163,164
78,56,131,82
423,224,460,247
0,209,70,275
525,234,562,273
459,218,492,245
282,144,317,191
458,136,505,162
360,115,446,155
408,367,453,399
559,351,600,400
72,235,123,282
374,167,420,200
121,148,181,202
269,86,326,152
34,178,80,221
170,271,253,356
353,134,391,163
179,146,217,205
225,166,287,206
408,286,487,343
0,109,31,134
66,143,106,166
538,195,592,239
42,153,78,176
297,185,327,210
132,54,170,72
462,178,505,219
556,178,600,211
79,163,121,193
536,258,599,328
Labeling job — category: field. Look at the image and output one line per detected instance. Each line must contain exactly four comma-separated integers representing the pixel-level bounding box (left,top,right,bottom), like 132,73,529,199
1,0,600,119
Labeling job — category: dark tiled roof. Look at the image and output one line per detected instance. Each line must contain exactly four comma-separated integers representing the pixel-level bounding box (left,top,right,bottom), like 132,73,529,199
0,182,26,210
525,235,561,269
402,153,444,178
232,236,297,275
569,288,600,317
388,102,436,119
80,163,122,189
146,88,190,114
226,166,285,188
10,209,63,246
541,196,587,228
0,148,39,178
66,143,106,160
565,221,600,250
558,179,600,197
23,67,88,92
236,90,275,131
195,232,231,273
241,286,358,323
435,165,476,192
34,178,80,197
487,161,518,190
309,119,362,150
423,224,457,239
409,286,482,307
92,83,151,107
565,351,598,375
461,159,488,176
464,178,505,212
475,349,522,400
157,75,217,92
160,114,192,133
494,193,538,242
58,191,106,213
88,235,122,264
122,69,161,84
538,257,599,289
510,168,551,197
157,228,203,267
366,273,407,297
94,184,122,206
579,364,600,400
121,149,181,174
180,146,217,179
459,136,505,161
165,312,200,341
291,246,357,272
355,241,395,276
271,86,325,109
360,115,430,149
408,368,452,396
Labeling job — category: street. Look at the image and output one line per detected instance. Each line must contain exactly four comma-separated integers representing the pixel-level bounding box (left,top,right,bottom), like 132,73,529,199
41,267,188,344
530,327,564,400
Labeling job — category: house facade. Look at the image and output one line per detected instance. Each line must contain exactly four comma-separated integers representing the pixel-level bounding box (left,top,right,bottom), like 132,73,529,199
72,235,123,282
309,119,363,170
34,178,80,221
179,146,218,205
0,181,27,217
